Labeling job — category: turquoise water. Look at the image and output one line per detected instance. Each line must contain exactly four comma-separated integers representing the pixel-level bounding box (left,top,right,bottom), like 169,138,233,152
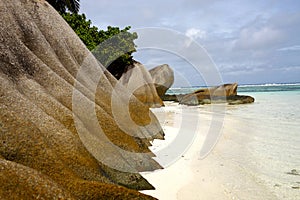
167,83,300,199
238,83,300,93
166,83,300,95
226,90,300,199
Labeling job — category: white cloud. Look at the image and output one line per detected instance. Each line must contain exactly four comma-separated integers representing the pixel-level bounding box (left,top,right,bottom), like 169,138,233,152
234,26,283,50
277,45,300,51
80,0,300,84
185,28,206,40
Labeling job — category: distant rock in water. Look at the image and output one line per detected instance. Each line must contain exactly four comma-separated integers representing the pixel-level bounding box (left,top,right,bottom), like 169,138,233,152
163,83,255,105
193,83,238,97
286,169,300,176
149,64,174,98
0,0,162,199
119,61,164,108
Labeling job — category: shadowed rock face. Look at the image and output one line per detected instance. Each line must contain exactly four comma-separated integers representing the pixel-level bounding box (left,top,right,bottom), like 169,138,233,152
119,61,164,108
0,0,163,199
149,64,174,98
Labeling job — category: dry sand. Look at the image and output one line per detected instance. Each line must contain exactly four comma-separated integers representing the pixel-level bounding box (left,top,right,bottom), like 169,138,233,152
141,102,281,200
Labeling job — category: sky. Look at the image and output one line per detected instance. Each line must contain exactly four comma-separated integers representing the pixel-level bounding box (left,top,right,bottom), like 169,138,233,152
80,0,300,86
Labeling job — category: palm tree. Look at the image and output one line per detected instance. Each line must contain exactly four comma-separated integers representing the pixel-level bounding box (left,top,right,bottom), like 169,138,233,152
46,0,80,14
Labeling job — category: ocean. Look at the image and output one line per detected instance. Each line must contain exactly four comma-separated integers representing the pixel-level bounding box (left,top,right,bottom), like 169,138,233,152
152,83,300,199
226,83,300,199
218,84,300,200
166,83,300,95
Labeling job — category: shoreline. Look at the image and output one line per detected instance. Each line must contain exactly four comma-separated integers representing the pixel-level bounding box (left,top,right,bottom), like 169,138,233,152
141,100,299,200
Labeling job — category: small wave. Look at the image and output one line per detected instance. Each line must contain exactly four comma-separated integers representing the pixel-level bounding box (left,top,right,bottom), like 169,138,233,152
167,83,300,94
239,83,300,87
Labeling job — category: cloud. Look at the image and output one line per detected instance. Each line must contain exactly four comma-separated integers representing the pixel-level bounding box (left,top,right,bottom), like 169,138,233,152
185,28,206,40
80,0,300,84
184,28,207,48
234,26,283,50
277,45,300,51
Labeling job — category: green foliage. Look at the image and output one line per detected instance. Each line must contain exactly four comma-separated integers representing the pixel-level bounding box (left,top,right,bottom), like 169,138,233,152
48,0,137,79
93,26,138,75
46,0,80,14
62,13,138,79
62,13,100,50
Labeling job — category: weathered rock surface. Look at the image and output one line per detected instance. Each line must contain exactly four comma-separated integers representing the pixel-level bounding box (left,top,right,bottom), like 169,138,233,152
226,95,255,105
163,83,254,105
190,83,238,98
0,158,74,199
119,61,164,108
149,64,174,97
0,0,163,199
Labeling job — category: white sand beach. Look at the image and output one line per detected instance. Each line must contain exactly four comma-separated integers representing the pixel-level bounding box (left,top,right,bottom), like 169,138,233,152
141,97,300,200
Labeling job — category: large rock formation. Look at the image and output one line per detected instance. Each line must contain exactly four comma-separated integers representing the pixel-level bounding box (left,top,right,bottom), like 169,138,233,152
149,64,174,98
0,0,163,199
180,83,238,105
119,61,164,108
193,83,238,97
163,83,254,105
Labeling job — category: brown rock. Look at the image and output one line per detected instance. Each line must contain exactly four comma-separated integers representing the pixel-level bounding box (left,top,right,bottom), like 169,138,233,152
119,61,164,108
149,64,174,97
0,157,157,200
227,95,255,105
0,158,74,199
180,83,238,105
193,83,238,97
163,83,254,105
0,0,162,199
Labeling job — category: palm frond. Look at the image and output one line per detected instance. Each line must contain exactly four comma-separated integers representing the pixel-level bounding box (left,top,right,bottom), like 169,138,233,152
65,0,80,13
46,0,80,14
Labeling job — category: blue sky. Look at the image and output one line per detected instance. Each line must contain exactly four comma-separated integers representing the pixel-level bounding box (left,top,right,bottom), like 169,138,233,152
81,0,300,86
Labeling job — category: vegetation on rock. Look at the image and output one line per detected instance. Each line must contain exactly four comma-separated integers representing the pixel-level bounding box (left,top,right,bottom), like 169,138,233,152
63,13,137,79
46,0,138,79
